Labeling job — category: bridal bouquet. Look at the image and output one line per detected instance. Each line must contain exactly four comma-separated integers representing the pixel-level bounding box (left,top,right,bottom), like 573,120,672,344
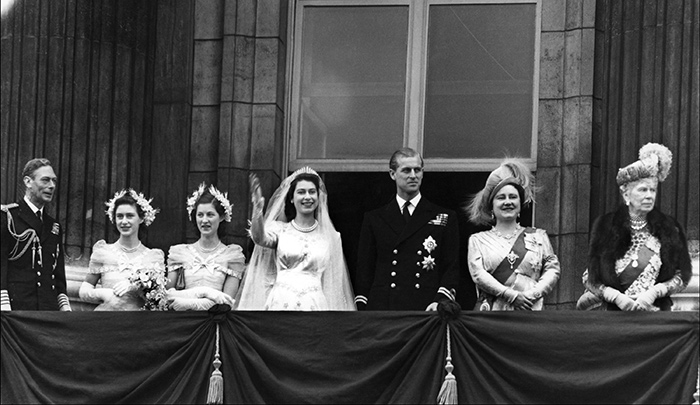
129,268,169,311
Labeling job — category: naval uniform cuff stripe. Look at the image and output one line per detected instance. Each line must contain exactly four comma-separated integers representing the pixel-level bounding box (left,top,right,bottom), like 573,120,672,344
57,293,70,306
438,287,455,301
354,295,368,304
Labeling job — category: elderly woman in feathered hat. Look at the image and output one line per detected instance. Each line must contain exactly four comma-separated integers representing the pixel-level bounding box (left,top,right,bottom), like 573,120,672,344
577,143,692,311
467,159,561,311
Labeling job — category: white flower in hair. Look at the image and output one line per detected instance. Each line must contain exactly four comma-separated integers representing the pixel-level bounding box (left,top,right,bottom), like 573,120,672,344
186,182,233,222
105,189,160,226
208,185,233,222
105,190,128,224
186,183,208,218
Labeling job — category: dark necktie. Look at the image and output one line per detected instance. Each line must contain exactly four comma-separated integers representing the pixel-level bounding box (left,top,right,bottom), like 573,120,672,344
402,201,411,223
36,210,43,224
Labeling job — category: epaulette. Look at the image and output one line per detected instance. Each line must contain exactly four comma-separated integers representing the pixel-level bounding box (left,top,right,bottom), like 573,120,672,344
1,203,19,212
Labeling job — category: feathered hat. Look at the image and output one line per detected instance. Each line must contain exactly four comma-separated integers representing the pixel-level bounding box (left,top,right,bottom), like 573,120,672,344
616,143,673,186
467,158,535,226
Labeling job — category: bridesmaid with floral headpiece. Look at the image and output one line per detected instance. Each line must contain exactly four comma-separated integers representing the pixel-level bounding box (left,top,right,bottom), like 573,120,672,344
165,183,245,311
79,189,167,311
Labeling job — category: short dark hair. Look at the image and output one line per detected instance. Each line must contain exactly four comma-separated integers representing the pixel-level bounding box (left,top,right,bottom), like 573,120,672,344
389,148,423,171
111,192,148,240
189,189,227,238
22,158,52,179
284,173,321,221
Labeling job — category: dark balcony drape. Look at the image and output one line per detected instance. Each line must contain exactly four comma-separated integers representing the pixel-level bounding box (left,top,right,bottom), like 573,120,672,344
2,311,698,404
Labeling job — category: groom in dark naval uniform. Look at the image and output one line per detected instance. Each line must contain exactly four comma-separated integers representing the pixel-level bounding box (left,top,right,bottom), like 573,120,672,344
355,148,460,310
1,158,71,311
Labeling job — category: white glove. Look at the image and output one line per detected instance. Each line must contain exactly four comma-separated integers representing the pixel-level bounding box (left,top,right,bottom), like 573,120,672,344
602,287,636,311
193,286,234,306
634,284,668,311
112,280,135,297
169,297,216,311
576,290,602,310
79,282,114,304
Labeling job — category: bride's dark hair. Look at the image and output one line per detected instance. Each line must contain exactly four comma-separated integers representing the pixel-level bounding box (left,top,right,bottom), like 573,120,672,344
283,173,320,221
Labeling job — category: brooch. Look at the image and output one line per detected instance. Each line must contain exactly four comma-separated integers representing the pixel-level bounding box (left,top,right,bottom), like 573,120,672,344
422,255,435,271
506,251,519,270
51,223,60,235
422,236,437,253
428,213,448,226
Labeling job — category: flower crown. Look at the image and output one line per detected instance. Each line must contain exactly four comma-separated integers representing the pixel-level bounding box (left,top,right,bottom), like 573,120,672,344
186,183,233,222
105,189,159,226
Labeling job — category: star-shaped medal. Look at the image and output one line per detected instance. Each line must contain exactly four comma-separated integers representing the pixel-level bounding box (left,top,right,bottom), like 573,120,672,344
422,255,436,271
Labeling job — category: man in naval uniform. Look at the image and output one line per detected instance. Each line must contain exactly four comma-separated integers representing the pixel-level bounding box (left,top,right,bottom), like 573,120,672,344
1,158,71,311
355,148,459,310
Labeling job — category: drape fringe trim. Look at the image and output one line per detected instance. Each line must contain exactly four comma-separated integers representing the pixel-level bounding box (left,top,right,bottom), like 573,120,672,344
437,324,457,405
207,324,223,404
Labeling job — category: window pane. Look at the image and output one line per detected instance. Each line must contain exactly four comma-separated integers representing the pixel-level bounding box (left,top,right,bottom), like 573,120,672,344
423,4,536,158
297,6,408,159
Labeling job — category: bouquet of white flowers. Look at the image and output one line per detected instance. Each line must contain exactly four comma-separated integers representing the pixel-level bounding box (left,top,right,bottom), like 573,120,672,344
128,268,169,311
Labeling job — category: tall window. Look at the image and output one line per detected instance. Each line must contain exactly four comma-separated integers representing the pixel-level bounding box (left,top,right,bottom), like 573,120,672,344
288,0,541,171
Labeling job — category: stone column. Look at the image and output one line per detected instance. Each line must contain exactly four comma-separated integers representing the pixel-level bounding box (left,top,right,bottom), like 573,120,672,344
218,0,288,249
537,0,596,309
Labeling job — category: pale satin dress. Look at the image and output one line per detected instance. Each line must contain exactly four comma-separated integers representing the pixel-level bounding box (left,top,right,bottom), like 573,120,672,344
166,243,245,290
88,239,165,311
468,228,560,311
262,222,330,310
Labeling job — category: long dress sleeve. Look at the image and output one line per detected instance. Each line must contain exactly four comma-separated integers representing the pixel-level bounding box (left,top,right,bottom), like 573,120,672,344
467,235,518,303
530,229,561,298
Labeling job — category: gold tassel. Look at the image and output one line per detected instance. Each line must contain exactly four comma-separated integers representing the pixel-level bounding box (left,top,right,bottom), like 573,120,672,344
207,324,224,404
437,324,458,405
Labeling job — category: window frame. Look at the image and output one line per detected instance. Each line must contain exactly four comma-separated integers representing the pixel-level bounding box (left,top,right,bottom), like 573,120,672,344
285,0,542,172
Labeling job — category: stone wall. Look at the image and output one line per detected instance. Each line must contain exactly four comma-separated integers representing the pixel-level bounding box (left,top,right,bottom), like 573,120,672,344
538,0,596,309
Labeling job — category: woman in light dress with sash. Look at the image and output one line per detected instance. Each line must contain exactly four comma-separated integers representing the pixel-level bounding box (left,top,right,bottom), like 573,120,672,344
79,189,165,311
236,167,355,311
467,159,560,311
165,184,244,311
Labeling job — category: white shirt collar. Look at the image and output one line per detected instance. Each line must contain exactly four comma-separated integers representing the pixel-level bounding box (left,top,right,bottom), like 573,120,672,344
396,193,421,214
24,196,42,215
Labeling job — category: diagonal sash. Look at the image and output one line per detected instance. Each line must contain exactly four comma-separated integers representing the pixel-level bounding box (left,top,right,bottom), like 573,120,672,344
491,228,533,285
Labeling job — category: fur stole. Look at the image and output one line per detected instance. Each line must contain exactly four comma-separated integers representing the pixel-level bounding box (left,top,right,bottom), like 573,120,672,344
588,205,692,289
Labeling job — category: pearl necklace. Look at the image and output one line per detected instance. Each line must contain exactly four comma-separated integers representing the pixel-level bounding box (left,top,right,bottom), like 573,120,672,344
629,213,648,231
491,225,521,240
119,241,142,253
197,241,221,253
291,219,318,233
